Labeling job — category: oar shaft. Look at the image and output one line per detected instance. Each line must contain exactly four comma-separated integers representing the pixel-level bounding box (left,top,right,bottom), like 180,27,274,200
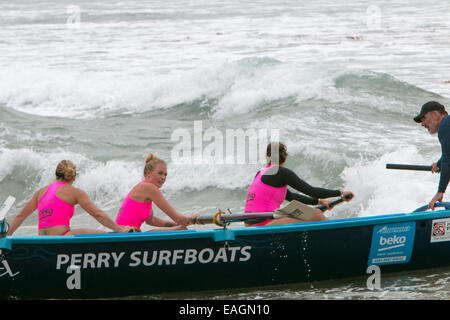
316,198,342,212
198,194,353,225
195,212,275,225
386,163,432,171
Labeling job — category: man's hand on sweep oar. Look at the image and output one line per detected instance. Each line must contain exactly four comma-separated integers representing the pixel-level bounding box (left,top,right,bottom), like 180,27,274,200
431,162,440,173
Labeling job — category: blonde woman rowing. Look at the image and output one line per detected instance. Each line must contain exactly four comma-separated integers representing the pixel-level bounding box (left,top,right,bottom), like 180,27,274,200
8,160,133,236
115,153,199,232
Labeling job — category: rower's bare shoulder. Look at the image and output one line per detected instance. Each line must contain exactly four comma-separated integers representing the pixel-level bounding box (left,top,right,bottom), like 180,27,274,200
70,186,87,196
141,182,159,192
35,185,49,200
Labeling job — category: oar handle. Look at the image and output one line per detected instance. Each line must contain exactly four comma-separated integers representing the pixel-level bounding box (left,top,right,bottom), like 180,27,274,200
386,163,433,171
316,194,353,212
195,212,274,226
194,215,217,225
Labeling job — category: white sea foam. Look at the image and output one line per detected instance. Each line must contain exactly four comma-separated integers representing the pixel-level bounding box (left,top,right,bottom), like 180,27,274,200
1,0,449,100
0,148,140,206
1,142,441,220
165,162,260,193
0,58,406,120
0,145,255,206
0,148,86,186
0,58,301,118
340,146,440,218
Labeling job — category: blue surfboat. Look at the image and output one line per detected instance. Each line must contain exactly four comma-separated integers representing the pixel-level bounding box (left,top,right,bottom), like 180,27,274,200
1,203,450,299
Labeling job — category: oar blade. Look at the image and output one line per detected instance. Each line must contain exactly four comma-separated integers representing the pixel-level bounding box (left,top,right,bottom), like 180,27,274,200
0,196,16,222
274,200,316,221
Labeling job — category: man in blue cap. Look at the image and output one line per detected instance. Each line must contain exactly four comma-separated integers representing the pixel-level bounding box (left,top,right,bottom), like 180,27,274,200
414,101,449,209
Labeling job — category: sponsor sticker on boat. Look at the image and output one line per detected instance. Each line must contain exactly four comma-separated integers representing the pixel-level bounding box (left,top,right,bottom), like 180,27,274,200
430,218,450,242
368,222,415,266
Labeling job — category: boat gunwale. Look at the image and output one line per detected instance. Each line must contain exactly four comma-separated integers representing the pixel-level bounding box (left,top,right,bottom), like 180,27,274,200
1,209,448,246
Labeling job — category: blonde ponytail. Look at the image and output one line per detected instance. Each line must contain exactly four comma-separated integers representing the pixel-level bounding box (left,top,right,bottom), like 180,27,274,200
55,160,77,182
144,153,166,176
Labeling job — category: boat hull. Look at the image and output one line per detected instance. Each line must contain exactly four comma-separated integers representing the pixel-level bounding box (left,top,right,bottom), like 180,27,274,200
1,210,450,299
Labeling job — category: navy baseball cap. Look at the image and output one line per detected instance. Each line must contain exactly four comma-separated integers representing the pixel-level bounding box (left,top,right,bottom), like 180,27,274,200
414,101,446,123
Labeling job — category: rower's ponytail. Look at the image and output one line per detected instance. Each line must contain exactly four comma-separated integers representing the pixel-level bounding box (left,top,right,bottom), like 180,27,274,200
55,160,77,182
144,153,166,176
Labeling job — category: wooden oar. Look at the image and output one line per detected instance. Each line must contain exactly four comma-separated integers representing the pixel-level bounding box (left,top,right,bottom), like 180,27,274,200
386,163,433,171
196,195,352,227
0,196,15,222
0,196,16,236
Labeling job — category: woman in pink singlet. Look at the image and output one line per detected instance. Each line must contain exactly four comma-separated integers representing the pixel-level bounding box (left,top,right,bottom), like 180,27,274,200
7,160,133,236
115,153,199,232
245,142,354,226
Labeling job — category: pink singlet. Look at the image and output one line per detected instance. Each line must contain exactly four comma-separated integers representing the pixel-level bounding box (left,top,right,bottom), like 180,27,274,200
244,165,287,226
38,182,75,229
115,181,153,229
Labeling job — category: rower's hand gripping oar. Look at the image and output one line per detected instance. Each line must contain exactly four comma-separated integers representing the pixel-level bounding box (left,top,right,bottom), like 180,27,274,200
195,194,353,227
0,196,16,237
316,193,353,212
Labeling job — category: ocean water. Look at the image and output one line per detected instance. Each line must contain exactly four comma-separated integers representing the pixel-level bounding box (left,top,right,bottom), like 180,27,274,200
1,0,450,299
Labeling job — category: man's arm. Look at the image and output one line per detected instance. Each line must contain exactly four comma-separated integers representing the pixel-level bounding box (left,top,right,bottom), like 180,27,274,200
430,116,450,209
